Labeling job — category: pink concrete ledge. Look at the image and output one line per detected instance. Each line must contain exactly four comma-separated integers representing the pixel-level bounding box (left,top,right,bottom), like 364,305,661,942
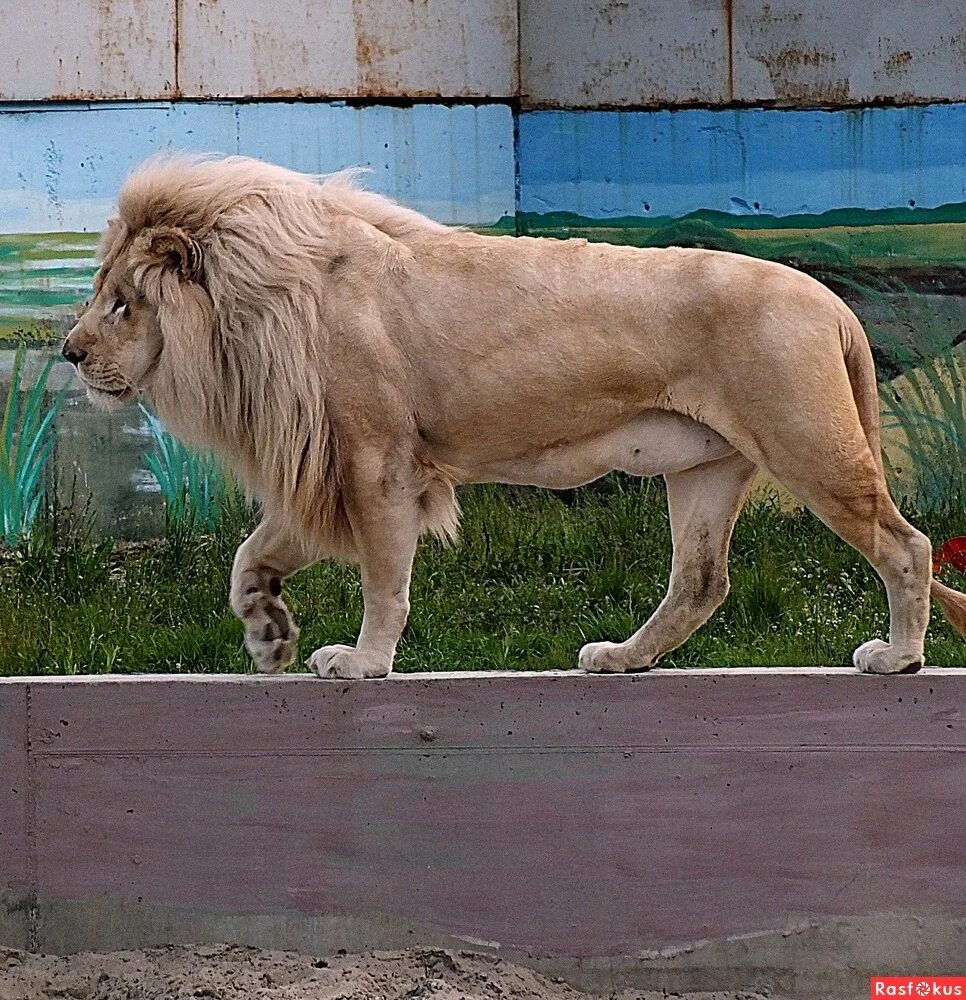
1,668,964,999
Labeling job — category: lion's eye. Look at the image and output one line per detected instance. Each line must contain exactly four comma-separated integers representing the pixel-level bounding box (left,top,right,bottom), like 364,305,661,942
112,298,129,319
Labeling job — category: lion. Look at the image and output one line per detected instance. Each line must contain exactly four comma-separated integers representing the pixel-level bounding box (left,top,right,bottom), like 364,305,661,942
63,154,966,678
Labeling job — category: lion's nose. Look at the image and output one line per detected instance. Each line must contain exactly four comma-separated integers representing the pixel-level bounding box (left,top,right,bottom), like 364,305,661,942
62,341,88,366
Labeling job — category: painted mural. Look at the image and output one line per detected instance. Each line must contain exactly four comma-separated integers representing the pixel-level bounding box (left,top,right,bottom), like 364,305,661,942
3,101,962,344
0,100,517,535
0,101,515,339
517,103,966,395
0,98,963,533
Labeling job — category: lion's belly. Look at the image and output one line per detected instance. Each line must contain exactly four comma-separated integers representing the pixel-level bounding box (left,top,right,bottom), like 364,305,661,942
461,410,735,488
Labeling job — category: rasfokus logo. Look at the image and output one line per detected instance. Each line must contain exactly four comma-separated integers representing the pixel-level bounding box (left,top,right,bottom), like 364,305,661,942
870,978,966,998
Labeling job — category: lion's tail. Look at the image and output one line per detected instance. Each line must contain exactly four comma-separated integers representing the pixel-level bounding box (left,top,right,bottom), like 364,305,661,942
930,580,966,638
840,308,966,640
840,308,884,476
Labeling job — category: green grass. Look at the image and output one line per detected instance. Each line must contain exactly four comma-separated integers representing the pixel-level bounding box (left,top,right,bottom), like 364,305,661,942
1,476,963,675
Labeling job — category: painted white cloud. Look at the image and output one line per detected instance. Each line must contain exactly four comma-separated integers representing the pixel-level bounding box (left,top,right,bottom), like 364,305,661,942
0,189,115,234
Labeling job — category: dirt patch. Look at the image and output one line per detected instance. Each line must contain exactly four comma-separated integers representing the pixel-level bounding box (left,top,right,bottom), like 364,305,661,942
0,944,771,1000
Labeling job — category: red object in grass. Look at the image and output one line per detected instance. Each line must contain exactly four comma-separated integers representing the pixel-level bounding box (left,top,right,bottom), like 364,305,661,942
933,537,966,576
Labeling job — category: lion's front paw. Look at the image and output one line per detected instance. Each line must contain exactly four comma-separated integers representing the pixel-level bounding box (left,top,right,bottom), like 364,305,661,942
307,645,392,680
578,640,653,674
233,581,299,674
853,639,923,675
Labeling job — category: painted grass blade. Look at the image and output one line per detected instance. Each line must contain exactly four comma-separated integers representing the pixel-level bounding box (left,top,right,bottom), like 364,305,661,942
139,404,227,532
0,346,62,546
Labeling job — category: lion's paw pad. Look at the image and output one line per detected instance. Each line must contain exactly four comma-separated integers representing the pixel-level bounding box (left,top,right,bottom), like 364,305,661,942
578,640,653,674
241,595,298,674
853,639,923,675
307,645,392,680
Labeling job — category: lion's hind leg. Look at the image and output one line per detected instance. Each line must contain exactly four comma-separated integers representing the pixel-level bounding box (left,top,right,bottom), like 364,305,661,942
580,451,758,673
775,457,931,675
724,397,932,674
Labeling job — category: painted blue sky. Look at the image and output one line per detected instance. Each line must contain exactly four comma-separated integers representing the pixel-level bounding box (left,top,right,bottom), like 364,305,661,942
1,100,965,234
519,104,966,219
0,102,515,232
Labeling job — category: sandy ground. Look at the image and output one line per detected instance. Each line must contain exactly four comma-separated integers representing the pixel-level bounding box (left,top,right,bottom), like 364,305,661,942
0,944,772,1000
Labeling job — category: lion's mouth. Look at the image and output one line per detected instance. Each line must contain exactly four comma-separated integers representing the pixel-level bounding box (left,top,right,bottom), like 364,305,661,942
85,383,134,404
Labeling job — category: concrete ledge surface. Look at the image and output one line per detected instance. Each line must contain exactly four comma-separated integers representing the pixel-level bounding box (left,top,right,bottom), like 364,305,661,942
1,668,964,999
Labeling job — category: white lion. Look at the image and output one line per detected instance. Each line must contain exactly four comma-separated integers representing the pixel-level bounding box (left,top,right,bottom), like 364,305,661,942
63,154,966,678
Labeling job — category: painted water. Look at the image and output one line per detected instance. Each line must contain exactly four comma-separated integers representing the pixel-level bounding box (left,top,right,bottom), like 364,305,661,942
0,234,98,339
0,346,165,539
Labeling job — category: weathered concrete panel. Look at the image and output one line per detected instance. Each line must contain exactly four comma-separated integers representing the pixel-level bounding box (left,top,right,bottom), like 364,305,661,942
520,0,730,108
0,684,29,950
0,0,174,100
0,0,961,108
179,0,518,99
3,669,964,997
732,0,966,105
519,0,964,109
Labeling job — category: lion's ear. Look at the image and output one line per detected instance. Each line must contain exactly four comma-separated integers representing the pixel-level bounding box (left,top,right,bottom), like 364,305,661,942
134,227,203,282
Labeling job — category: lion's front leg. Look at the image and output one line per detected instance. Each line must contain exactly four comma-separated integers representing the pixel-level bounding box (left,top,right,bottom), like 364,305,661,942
230,517,314,673
307,465,420,681
580,452,757,673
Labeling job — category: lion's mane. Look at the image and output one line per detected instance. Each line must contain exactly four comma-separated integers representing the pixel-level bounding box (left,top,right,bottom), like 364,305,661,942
108,154,458,557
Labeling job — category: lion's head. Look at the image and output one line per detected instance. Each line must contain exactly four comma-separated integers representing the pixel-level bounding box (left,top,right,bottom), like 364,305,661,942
63,220,208,413
60,153,454,554
61,154,382,551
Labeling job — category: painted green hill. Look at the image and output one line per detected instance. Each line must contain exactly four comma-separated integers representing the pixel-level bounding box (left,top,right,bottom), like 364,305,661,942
515,202,966,233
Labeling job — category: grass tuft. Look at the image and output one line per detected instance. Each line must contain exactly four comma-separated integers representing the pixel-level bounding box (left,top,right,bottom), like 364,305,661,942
881,347,966,510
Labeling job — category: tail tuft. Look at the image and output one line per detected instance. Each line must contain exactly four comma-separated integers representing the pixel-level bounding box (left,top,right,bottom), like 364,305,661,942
931,579,966,638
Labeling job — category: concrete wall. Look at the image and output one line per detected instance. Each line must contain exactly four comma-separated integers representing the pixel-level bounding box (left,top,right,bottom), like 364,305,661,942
1,669,965,998
520,0,966,108
0,3,962,340
0,0,518,101
2,0,963,106
178,0,519,100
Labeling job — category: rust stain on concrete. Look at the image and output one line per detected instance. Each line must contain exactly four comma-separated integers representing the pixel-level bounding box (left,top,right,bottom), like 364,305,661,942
354,26,397,94
45,90,110,101
884,50,914,76
767,44,836,70
172,0,182,96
